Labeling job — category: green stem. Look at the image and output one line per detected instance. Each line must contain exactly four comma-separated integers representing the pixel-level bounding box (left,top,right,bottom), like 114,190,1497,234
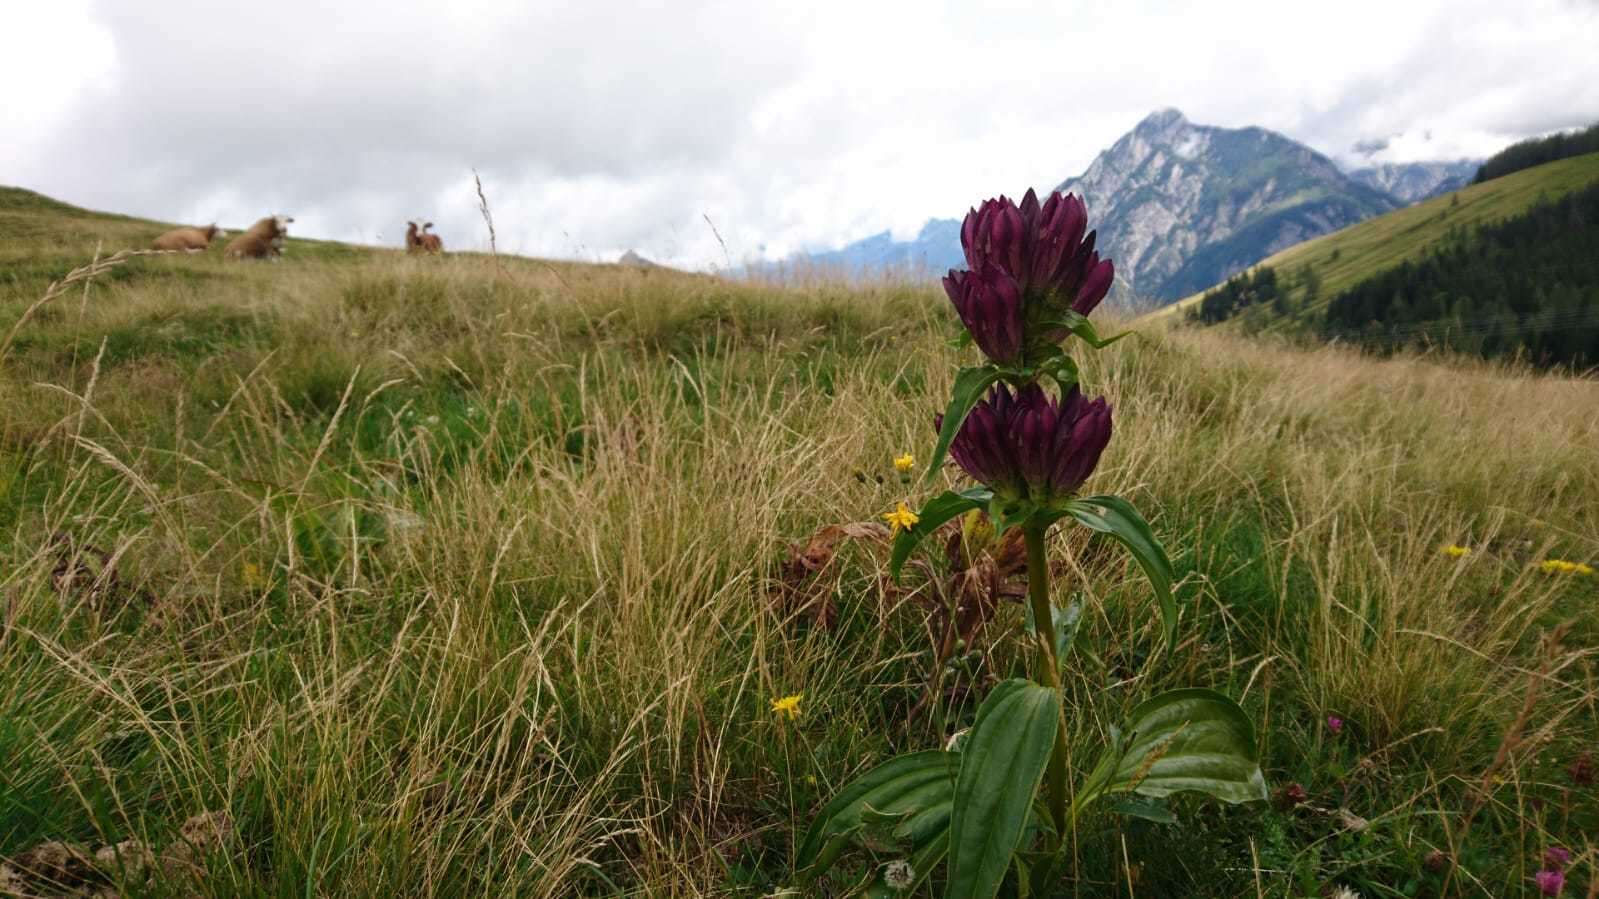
1025,523,1071,844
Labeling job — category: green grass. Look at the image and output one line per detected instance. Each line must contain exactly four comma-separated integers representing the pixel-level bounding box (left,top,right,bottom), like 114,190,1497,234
1,190,1596,897
1147,152,1599,328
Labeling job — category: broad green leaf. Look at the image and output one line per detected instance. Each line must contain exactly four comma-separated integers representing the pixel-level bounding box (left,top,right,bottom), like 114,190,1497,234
1100,688,1267,805
925,365,1004,485
796,750,958,881
889,487,994,580
1061,495,1176,652
947,679,1061,899
860,822,952,897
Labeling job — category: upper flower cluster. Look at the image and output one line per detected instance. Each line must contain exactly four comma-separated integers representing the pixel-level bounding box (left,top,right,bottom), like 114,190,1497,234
944,189,1114,365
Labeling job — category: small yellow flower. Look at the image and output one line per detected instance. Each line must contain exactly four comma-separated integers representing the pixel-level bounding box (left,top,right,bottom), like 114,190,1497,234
883,502,920,535
771,693,803,720
1441,544,1471,559
1539,558,1592,576
241,561,266,588
893,453,915,474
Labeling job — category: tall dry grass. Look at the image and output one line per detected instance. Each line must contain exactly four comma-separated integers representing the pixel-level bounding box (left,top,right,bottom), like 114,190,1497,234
0,246,1594,896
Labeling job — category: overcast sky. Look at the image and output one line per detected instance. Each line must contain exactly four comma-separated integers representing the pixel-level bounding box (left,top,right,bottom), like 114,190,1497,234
5,0,1597,268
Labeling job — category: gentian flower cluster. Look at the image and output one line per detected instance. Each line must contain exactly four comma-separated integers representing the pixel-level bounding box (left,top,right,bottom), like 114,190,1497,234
940,189,1116,503
944,189,1115,365
941,383,1111,502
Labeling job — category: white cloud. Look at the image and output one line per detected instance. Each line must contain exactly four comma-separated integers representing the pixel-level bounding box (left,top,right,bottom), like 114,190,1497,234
3,0,1596,268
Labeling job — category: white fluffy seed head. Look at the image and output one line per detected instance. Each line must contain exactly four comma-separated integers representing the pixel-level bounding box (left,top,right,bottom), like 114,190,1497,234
883,860,915,890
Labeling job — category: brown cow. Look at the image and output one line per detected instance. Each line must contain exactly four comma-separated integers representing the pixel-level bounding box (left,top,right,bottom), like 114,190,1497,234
224,215,293,260
152,224,222,252
419,222,444,254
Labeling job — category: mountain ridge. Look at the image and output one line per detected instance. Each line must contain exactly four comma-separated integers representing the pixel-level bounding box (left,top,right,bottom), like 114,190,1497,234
1145,151,1599,328
1048,109,1397,299
784,109,1482,304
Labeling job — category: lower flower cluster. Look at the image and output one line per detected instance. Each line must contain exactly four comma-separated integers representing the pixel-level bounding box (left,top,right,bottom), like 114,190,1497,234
941,382,1112,503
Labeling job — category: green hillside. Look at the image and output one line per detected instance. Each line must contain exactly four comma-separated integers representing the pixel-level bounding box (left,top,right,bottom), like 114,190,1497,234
0,186,371,301
1146,151,1599,327
0,187,1596,897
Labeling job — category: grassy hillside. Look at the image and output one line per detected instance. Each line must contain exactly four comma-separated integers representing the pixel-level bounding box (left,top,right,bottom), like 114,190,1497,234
0,187,369,302
1147,152,1599,328
1,192,1596,897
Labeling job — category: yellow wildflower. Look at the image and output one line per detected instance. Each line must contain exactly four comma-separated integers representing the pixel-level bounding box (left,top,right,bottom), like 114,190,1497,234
893,453,915,474
242,561,266,588
883,502,920,535
771,693,803,720
1441,544,1471,559
1539,558,1593,576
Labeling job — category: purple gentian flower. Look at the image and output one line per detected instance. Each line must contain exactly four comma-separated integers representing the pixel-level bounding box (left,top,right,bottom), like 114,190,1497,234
944,264,1024,364
1327,716,1344,735
1535,868,1565,896
1544,847,1571,869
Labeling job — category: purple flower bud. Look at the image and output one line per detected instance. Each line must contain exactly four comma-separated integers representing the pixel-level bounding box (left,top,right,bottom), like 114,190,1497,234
943,264,1024,364
1535,868,1565,896
1050,391,1112,494
940,400,1015,492
1010,384,1058,489
1327,716,1344,735
1027,190,1087,291
1544,847,1571,869
1073,256,1115,317
962,197,1024,277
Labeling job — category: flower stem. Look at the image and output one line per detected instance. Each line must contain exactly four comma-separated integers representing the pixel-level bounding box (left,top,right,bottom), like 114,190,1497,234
1025,523,1071,843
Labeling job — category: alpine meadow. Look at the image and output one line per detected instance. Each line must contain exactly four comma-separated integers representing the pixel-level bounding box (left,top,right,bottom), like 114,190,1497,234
1,181,1596,897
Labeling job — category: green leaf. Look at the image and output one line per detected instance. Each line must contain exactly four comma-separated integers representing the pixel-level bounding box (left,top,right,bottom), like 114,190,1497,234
986,493,1036,536
1097,688,1268,806
1046,311,1133,349
1107,796,1177,824
889,487,994,581
1060,495,1176,652
796,750,958,881
947,679,1061,899
1023,599,1085,666
1028,346,1080,394
925,365,1004,485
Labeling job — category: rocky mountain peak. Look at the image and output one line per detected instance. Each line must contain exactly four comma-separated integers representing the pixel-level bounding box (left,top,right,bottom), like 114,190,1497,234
1134,107,1189,137
1055,110,1397,299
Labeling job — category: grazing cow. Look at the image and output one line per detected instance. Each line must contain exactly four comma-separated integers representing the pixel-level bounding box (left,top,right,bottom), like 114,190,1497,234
224,215,293,260
152,223,223,252
406,220,443,254
419,222,444,254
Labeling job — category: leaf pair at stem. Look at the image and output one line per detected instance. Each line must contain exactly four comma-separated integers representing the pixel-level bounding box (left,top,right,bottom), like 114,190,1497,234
889,490,1174,654
796,682,1267,897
